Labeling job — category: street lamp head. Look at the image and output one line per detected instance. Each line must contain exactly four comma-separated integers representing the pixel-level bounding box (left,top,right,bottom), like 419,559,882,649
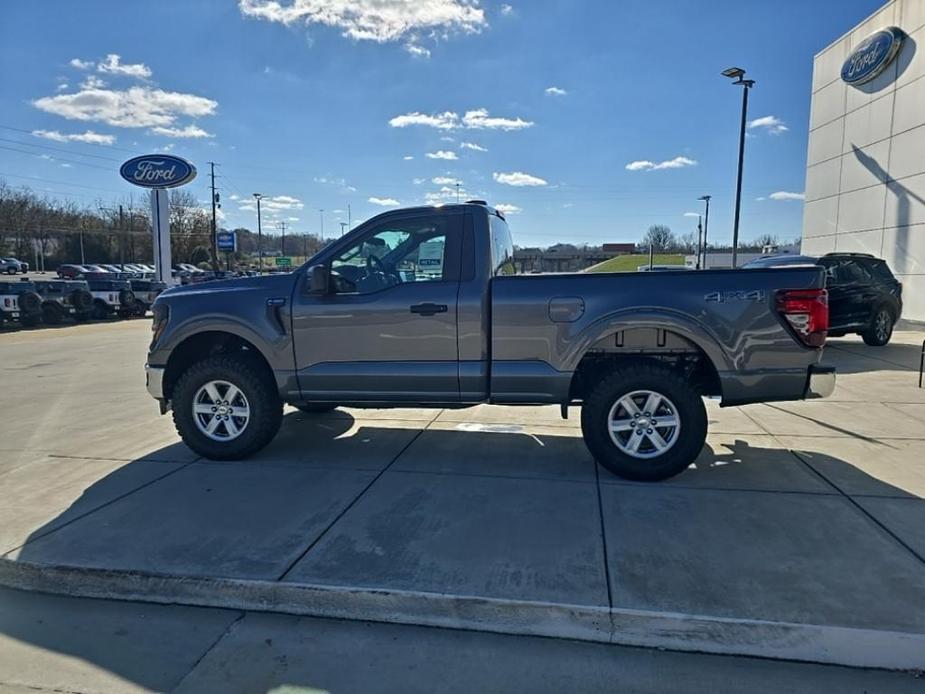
698,195,711,202
722,67,745,79
252,192,263,199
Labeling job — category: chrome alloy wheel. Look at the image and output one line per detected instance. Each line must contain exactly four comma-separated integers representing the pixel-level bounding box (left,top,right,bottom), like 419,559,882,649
607,389,681,459
193,380,250,442
874,309,892,343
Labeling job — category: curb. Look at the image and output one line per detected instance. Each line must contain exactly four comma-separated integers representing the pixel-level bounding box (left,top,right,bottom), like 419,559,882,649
1,559,924,671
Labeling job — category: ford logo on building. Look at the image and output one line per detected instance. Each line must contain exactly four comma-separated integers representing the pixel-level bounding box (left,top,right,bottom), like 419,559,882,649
119,154,197,188
841,26,904,86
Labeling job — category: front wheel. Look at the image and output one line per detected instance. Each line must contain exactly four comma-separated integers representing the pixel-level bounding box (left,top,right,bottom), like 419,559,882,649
861,307,894,346
172,355,283,460
580,363,707,481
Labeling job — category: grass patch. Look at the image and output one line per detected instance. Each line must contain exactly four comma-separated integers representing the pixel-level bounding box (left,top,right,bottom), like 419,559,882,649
585,254,686,273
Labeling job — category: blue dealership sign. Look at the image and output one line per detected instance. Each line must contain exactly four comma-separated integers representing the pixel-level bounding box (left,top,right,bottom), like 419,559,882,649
841,27,904,86
216,230,236,252
119,154,197,188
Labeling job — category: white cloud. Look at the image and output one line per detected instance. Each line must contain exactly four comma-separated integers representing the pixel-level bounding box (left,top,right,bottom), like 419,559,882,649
425,186,466,204
625,156,697,172
412,177,427,185
426,150,458,160
369,196,400,206
69,58,93,70
403,155,414,160
229,193,240,201
33,85,217,129
32,129,116,145
241,194,305,213
389,111,459,129
495,203,521,214
314,175,356,192
683,212,700,217
493,171,547,187
748,115,788,135
462,108,532,130
389,108,533,131
405,43,431,58
96,54,152,79
56,83,69,92
238,0,486,44
80,75,107,90
545,86,567,96
500,4,514,15
149,124,214,138
432,176,458,185
768,191,805,201
460,141,487,151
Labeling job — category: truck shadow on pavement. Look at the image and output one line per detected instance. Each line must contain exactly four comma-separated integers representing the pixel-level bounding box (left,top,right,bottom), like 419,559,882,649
1,412,923,691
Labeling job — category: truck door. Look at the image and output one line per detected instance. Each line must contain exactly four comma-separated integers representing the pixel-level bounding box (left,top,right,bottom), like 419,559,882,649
291,211,463,402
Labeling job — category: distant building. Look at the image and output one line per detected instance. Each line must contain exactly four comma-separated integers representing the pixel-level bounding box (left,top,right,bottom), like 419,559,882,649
603,243,636,254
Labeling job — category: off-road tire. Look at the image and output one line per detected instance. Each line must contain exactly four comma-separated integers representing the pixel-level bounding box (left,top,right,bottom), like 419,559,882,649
581,362,707,481
295,403,339,414
861,306,894,346
173,355,283,460
41,303,65,325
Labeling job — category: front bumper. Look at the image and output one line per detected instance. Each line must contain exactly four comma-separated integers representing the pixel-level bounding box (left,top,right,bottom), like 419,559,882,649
145,364,168,413
804,364,836,399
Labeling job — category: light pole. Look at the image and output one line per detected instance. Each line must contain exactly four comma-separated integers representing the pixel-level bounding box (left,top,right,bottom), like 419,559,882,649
722,67,754,268
319,209,324,242
339,222,347,237
698,194,711,269
252,193,263,271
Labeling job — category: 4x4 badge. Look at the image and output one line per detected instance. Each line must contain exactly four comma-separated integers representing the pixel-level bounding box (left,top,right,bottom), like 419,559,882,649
704,290,766,303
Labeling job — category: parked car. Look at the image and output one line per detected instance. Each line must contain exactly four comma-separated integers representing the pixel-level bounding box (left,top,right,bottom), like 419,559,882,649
0,280,43,326
33,279,94,324
146,202,835,481
1,257,28,274
742,252,902,346
83,275,136,319
57,264,92,279
127,278,167,316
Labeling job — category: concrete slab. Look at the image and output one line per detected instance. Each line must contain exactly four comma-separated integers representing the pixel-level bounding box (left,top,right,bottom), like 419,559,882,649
744,401,925,439
601,435,838,494
241,413,424,471
601,485,925,631
855,497,925,560
391,422,595,481
172,610,925,694
704,402,766,434
884,402,925,424
0,587,238,694
7,463,376,580
308,405,444,422
0,457,184,554
285,470,608,606
781,436,925,498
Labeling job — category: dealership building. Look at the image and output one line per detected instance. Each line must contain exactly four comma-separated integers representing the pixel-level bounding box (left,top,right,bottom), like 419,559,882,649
803,0,925,322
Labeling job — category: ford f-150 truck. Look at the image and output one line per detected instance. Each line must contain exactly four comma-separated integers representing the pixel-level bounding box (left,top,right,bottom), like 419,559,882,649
146,202,834,481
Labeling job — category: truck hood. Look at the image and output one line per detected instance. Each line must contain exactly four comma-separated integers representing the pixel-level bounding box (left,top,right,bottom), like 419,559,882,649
159,273,296,298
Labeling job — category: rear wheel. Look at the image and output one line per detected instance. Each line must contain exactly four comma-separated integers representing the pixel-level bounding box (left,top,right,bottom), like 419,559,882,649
172,355,283,460
41,303,64,325
580,363,707,481
861,307,894,346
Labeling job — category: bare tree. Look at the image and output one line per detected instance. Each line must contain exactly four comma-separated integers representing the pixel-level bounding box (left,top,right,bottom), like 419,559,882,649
641,224,675,251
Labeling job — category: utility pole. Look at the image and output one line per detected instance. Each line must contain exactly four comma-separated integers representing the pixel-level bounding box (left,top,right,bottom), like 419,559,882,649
253,193,263,272
118,205,125,267
698,194,711,269
209,162,219,271
278,220,287,256
455,182,461,203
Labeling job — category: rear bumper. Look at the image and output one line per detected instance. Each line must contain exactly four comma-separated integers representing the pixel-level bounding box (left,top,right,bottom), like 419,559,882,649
804,364,836,399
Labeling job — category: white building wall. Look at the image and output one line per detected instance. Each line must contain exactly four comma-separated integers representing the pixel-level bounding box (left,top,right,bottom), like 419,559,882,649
803,0,925,321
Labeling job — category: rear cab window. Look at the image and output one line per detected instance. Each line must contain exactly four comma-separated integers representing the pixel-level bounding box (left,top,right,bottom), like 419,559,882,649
489,213,516,276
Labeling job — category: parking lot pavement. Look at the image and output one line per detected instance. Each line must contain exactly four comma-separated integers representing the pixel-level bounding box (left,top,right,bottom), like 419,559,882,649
2,589,922,694
2,322,925,671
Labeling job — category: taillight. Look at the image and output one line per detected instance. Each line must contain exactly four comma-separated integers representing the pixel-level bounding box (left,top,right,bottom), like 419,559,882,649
776,288,828,348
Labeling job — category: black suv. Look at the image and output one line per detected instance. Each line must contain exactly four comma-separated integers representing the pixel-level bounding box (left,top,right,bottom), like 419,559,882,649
743,252,902,346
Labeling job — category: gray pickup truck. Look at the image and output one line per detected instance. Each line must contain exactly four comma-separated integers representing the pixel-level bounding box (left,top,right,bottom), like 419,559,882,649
146,202,834,481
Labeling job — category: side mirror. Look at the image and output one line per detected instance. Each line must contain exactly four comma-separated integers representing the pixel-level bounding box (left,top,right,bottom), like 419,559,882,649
306,264,330,294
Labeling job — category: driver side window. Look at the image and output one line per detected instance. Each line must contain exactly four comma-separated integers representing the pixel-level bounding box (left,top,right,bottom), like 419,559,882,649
329,216,456,295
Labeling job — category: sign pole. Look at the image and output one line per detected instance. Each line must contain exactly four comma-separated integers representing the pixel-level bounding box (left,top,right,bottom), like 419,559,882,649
150,188,173,285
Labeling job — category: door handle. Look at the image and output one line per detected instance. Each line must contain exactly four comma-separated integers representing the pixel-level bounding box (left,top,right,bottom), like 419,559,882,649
410,302,448,316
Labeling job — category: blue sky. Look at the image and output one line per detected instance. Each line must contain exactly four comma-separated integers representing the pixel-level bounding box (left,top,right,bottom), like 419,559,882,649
1,0,884,248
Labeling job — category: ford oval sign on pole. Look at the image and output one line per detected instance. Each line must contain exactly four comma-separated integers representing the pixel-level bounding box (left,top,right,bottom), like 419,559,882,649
841,26,904,86
119,155,197,188
120,154,197,286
